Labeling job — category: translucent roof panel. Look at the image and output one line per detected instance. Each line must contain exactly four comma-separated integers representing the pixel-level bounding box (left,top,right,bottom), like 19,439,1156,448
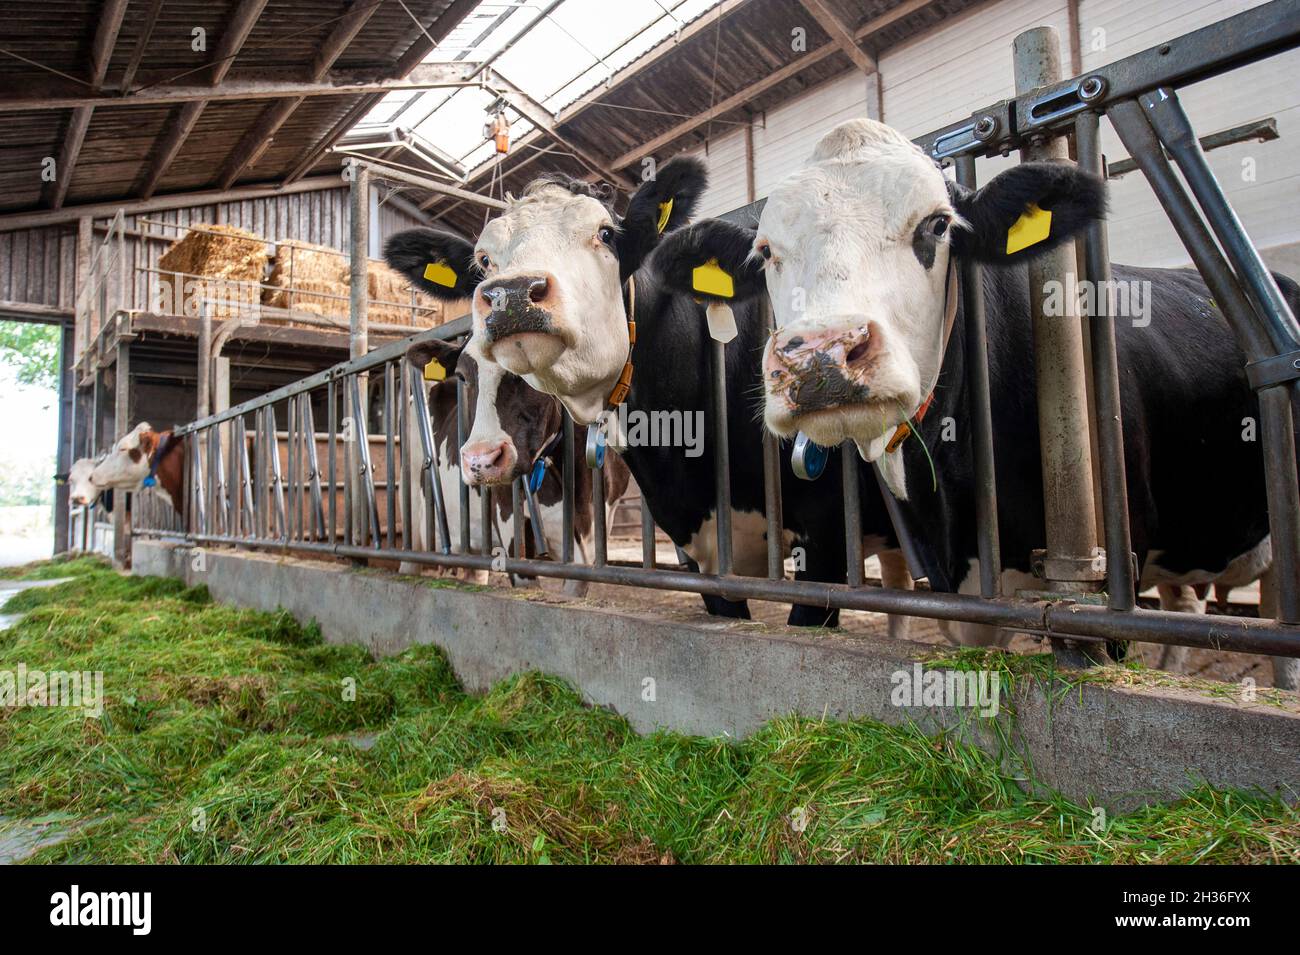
359,0,721,181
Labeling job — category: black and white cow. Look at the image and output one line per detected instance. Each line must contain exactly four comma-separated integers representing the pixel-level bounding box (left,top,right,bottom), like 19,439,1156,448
653,117,1299,688
384,159,913,629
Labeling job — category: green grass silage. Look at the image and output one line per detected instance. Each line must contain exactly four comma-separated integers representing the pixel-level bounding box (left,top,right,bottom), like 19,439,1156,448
0,557,1295,864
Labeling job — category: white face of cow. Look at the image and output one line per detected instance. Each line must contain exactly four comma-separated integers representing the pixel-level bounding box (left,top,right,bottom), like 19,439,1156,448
472,185,627,425
754,119,958,452
67,457,101,506
91,422,155,489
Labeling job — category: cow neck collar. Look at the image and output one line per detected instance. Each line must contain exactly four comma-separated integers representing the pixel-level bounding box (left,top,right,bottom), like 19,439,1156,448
602,274,637,411
884,256,959,455
143,430,177,488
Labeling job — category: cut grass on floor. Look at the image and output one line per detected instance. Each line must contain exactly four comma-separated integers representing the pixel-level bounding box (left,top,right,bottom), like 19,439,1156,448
0,556,1296,864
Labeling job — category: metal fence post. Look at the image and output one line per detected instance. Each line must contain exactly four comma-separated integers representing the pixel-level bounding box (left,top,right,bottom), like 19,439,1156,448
1013,26,1106,663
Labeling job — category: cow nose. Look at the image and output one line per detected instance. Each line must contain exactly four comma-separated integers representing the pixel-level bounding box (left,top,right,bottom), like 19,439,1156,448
764,322,884,414
479,273,553,313
460,439,516,486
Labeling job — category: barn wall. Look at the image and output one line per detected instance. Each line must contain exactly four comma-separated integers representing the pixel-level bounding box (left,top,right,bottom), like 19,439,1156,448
683,0,1298,278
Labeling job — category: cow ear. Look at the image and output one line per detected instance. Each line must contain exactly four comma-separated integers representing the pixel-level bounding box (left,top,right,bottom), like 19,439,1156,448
652,219,766,304
136,429,159,457
384,228,482,300
948,162,1106,263
616,156,709,280
406,338,464,382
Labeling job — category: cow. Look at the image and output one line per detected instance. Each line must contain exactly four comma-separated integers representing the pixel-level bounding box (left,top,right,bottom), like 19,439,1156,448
401,335,631,589
650,117,1299,689
90,422,186,515
65,457,103,507
383,158,914,630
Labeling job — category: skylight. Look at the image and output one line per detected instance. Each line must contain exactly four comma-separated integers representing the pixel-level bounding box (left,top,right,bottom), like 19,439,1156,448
352,0,722,182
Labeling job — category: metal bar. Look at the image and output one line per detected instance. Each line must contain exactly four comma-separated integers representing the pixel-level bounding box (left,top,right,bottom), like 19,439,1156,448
172,319,470,437
349,375,381,548
710,339,733,576
841,442,864,587
178,530,1300,659
409,364,449,553
266,403,286,541
759,296,785,580
287,393,298,541
642,497,655,570
399,362,412,552
1075,110,1136,611
593,459,607,568
456,378,471,553
327,379,337,544
914,0,1300,161
953,154,1002,597
479,485,493,557
512,481,526,563
1141,87,1300,354
111,336,130,567
385,361,396,551
562,414,575,563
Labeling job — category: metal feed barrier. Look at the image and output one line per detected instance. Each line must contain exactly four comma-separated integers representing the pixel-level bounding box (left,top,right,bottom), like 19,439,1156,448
134,1,1300,665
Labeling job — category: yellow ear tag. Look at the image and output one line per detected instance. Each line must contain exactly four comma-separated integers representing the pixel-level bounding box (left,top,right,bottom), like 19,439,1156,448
423,359,446,382
692,258,734,298
1005,203,1052,255
423,261,458,288
656,198,674,235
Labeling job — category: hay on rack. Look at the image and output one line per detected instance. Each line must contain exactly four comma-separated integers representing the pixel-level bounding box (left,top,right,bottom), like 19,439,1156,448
154,223,267,319
367,258,442,327
262,240,350,322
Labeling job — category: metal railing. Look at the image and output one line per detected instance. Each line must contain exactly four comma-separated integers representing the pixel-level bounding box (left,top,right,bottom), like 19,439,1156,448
133,1,1300,666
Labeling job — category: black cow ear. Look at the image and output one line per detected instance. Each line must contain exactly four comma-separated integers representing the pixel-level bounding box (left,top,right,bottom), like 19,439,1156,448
384,228,482,300
653,219,766,303
406,337,464,382
948,162,1106,263
616,156,709,280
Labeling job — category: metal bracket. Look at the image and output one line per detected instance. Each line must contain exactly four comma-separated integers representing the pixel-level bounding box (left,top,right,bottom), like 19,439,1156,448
1246,349,1300,390
929,101,1015,160
1030,547,1108,583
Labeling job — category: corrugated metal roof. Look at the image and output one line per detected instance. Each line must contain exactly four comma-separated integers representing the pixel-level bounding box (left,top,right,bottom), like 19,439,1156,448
0,0,475,216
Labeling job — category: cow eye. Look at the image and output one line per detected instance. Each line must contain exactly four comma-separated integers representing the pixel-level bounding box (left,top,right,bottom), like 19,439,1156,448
756,241,772,261
929,215,950,238
597,226,615,246
476,251,492,271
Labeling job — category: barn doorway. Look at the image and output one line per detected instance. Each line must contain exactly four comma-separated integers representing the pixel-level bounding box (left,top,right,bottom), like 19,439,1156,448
0,318,62,566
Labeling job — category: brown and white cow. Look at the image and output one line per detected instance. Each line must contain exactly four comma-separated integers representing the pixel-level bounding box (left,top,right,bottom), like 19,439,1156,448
90,422,186,515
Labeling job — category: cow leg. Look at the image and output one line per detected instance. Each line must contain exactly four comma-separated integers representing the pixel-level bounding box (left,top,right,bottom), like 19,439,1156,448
1258,569,1299,691
561,535,592,597
877,548,914,640
1155,583,1203,672
678,556,750,619
788,536,845,628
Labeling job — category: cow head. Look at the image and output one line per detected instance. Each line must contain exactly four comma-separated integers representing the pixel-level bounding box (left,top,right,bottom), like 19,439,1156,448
656,118,1104,456
90,422,159,489
66,457,102,506
386,157,707,424
406,338,563,487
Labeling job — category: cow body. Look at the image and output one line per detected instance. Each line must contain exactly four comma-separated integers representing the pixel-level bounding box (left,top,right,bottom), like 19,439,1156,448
657,117,1300,686
890,265,1293,640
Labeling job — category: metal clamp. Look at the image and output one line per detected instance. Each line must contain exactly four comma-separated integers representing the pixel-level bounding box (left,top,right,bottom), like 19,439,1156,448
1246,350,1300,391
1030,547,1108,583
791,432,828,481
